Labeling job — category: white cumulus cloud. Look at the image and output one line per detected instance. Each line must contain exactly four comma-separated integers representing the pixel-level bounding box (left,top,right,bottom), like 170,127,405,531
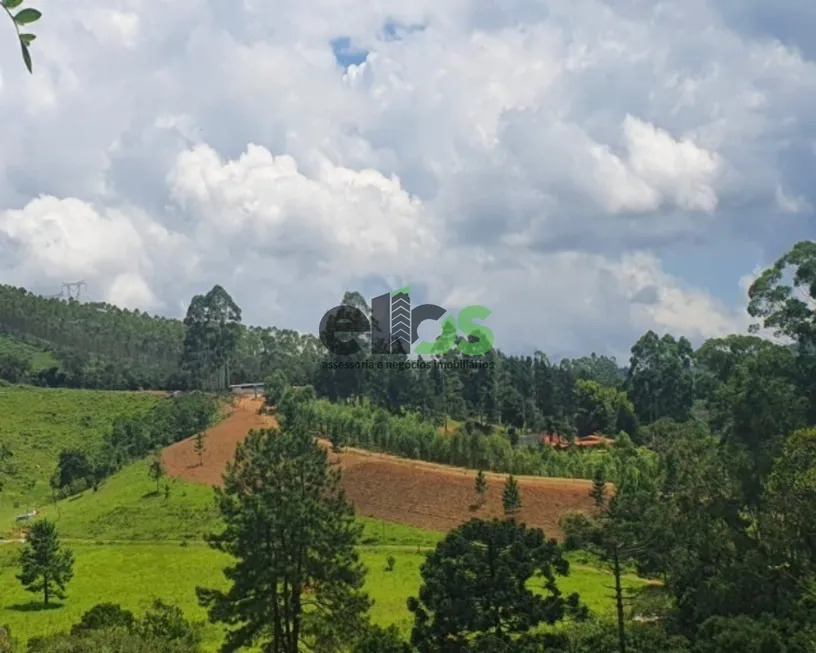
0,0,814,356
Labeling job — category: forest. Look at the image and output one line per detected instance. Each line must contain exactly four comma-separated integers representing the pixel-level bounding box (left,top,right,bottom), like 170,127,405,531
0,241,815,653
2,242,813,449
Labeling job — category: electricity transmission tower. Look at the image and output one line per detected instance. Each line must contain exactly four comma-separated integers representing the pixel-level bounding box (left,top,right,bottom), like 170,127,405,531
61,281,86,301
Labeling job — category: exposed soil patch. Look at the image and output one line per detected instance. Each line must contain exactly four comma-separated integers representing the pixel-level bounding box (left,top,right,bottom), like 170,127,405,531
163,398,597,539
162,397,276,485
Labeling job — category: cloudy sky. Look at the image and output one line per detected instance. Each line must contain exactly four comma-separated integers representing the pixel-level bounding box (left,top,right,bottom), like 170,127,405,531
0,0,813,360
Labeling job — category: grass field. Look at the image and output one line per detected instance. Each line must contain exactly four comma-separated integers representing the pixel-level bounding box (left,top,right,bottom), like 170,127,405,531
0,536,652,650
2,456,448,546
0,386,654,650
0,457,651,650
0,386,160,521
0,336,59,374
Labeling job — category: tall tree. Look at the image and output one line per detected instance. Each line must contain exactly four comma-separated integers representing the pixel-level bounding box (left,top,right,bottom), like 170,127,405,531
626,331,694,424
747,240,816,423
407,519,580,651
747,241,816,345
181,285,242,390
563,353,625,388
708,342,807,511
762,427,816,580
17,520,74,606
263,370,289,407
573,379,635,437
55,449,93,489
196,426,371,652
502,475,521,517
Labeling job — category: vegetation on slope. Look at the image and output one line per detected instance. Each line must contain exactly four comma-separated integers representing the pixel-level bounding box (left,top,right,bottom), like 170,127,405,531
0,240,815,651
289,395,653,483
0,335,58,377
0,387,159,515
0,455,647,650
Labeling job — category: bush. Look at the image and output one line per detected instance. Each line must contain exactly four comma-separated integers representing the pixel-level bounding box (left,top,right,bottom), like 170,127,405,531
508,427,519,446
68,477,89,496
71,603,136,635
27,627,201,653
559,511,598,551
138,599,202,647
56,449,94,490
352,624,411,653
28,599,202,653
695,616,815,653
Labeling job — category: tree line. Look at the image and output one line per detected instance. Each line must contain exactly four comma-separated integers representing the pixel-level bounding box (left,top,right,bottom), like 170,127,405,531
0,420,675,652
2,242,815,447
10,403,816,651
276,390,654,483
4,237,816,652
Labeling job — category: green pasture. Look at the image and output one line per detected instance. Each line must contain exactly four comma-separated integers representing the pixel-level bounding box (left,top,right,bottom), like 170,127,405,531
0,386,159,519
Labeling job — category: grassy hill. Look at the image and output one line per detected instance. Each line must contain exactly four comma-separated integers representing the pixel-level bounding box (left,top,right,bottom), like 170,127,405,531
0,335,58,374
0,385,654,650
3,454,445,547
0,457,652,650
0,386,160,519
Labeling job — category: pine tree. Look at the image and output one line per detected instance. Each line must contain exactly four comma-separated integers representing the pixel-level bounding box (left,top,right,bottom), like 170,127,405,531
407,519,577,651
590,467,607,509
17,519,74,606
474,470,487,507
502,475,522,517
196,425,371,652
193,431,206,466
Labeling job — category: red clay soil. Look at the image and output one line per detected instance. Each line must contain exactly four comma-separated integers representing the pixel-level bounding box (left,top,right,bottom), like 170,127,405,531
162,397,277,485
162,398,597,539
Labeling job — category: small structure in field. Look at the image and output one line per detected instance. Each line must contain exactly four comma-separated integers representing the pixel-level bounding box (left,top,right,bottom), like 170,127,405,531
540,432,570,449
575,434,615,448
15,509,38,523
539,432,615,450
229,383,264,399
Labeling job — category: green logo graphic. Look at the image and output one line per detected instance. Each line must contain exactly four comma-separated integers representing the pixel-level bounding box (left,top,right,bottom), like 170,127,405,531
319,286,494,357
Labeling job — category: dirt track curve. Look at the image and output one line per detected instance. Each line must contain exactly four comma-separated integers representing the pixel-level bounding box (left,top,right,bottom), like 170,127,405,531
162,397,596,538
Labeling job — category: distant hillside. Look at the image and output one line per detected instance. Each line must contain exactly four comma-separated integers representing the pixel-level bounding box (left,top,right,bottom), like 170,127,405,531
0,282,636,440
0,283,321,390
0,386,160,516
0,334,59,374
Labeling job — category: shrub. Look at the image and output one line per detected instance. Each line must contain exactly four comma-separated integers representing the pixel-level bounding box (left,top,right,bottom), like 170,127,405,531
68,477,89,496
559,511,598,551
71,603,136,635
138,599,202,647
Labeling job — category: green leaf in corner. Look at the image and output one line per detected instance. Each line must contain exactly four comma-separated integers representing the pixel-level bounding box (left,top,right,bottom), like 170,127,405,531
20,40,32,73
20,33,35,45
3,0,24,9
13,8,41,24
